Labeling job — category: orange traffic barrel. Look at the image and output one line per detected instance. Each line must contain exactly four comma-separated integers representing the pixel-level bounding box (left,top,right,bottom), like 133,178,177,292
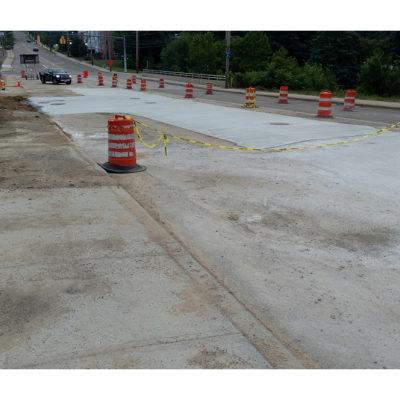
244,87,256,107
77,74,83,83
98,73,104,86
101,115,146,173
21,70,26,79
132,75,136,84
278,86,288,103
140,79,146,91
185,82,194,98
83,71,88,78
245,87,250,106
126,78,133,89
343,89,355,111
206,82,213,94
112,76,118,88
159,78,164,88
317,90,332,117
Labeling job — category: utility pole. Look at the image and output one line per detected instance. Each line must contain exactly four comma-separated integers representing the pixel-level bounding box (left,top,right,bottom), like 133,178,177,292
90,31,93,65
67,30,70,57
0,32,4,56
123,35,127,72
225,31,231,89
108,30,111,62
136,31,139,73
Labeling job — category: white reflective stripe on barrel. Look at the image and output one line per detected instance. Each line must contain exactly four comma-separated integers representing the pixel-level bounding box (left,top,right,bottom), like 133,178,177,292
108,134,135,140
108,125,132,131
318,107,331,110
108,143,135,150
108,151,136,158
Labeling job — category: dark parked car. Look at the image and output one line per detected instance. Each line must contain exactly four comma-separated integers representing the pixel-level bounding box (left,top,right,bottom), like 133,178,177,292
27,39,31,43
39,68,72,85
33,47,39,51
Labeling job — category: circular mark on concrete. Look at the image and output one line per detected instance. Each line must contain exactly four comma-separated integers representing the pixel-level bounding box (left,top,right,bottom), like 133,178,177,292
270,122,289,125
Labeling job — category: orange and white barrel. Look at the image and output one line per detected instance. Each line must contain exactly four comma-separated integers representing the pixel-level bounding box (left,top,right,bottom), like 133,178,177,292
140,79,146,91
77,74,83,83
244,87,256,107
98,73,104,86
101,115,146,173
245,87,250,106
132,75,136,84
21,70,26,79
126,78,132,89
206,82,213,94
185,82,194,98
112,76,118,88
317,90,332,117
159,78,164,88
343,89,355,111
278,86,288,103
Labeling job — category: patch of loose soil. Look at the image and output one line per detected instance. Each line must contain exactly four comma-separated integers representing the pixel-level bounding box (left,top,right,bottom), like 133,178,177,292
0,95,114,190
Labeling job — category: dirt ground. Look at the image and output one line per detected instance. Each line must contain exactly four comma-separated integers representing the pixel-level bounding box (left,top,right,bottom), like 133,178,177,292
0,95,112,190
0,94,33,110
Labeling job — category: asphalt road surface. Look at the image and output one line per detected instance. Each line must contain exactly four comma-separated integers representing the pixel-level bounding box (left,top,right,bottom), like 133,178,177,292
8,31,400,127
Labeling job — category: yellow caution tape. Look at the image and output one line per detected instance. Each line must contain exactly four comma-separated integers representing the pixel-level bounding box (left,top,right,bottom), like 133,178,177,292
134,121,169,155
128,116,399,155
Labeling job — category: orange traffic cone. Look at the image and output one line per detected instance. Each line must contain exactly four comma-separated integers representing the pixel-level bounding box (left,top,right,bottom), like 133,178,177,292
17,79,21,88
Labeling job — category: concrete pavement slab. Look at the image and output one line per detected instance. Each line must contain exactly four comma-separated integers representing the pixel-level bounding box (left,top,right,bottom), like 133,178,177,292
35,88,400,369
0,185,277,369
28,87,378,150
2,95,308,368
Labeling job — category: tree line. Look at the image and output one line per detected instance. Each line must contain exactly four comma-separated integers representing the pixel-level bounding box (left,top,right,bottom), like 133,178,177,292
1,31,15,50
29,31,400,97
114,31,400,97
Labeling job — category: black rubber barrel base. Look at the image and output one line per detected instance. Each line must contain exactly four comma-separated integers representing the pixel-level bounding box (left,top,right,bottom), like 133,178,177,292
99,163,146,174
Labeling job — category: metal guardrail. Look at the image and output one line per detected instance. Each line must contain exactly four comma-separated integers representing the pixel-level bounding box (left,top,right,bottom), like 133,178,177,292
143,69,225,82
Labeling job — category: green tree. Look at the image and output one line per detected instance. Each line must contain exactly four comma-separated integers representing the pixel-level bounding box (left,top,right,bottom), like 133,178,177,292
160,32,193,71
3,31,15,50
235,31,271,72
188,32,218,74
388,31,400,61
265,31,316,65
309,31,363,88
357,52,400,96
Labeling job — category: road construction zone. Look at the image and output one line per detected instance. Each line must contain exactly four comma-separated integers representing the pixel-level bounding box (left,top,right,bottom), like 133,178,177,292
131,118,399,155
